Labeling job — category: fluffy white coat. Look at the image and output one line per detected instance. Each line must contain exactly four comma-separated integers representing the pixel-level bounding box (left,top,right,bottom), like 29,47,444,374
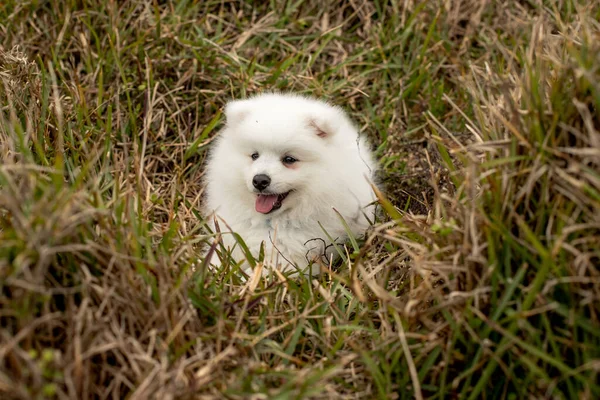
204,93,377,275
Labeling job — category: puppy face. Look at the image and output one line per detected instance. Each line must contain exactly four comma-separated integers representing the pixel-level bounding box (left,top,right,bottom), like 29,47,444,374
221,94,346,215
243,145,303,214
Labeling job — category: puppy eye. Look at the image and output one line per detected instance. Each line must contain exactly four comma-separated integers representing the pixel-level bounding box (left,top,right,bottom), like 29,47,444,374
282,156,298,165
251,152,259,160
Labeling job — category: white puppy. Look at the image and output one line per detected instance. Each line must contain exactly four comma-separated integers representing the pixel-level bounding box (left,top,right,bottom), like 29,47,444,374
204,93,377,275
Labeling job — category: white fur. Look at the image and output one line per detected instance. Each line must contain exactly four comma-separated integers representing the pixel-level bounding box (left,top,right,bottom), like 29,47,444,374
204,93,377,275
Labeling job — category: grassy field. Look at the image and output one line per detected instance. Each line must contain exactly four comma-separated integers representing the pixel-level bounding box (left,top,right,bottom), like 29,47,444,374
1,0,599,398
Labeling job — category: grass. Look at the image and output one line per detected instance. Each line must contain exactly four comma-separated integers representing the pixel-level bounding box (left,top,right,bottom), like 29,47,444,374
1,0,599,398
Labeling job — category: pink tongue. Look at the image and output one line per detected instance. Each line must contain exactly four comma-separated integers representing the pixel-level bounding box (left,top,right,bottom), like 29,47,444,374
255,194,279,214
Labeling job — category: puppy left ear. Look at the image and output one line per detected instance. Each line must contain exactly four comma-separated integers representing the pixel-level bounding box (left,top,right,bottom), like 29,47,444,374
225,100,251,126
307,108,343,139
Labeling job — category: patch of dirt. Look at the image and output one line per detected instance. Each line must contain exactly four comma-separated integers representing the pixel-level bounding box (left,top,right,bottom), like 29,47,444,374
382,137,456,216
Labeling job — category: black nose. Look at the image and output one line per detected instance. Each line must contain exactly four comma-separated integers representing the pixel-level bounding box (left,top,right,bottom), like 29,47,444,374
252,174,271,191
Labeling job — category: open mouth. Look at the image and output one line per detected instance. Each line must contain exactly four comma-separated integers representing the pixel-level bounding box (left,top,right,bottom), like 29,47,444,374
255,191,291,214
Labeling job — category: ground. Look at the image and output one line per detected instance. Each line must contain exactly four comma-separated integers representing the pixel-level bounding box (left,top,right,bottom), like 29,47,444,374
0,1,599,399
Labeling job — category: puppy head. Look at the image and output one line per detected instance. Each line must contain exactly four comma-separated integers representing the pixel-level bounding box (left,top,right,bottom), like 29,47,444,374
220,93,353,215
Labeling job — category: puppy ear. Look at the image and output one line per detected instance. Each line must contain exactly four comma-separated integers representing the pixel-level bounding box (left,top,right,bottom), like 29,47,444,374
307,108,343,139
225,100,251,126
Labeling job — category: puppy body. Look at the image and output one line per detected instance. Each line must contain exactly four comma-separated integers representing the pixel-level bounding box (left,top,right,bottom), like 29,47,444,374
204,93,377,274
